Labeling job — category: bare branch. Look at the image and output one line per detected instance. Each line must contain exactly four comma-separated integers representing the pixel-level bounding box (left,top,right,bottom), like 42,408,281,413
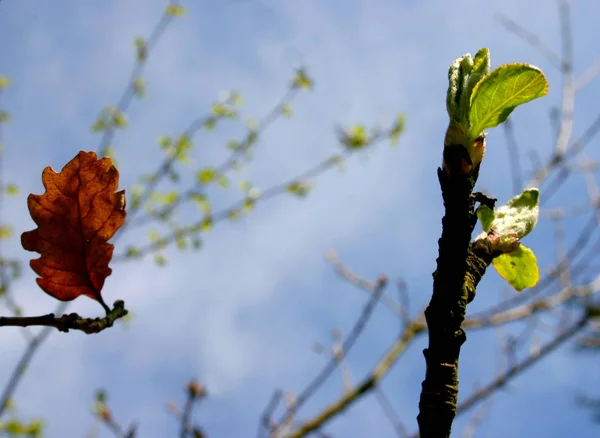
0,301,128,334
276,276,389,430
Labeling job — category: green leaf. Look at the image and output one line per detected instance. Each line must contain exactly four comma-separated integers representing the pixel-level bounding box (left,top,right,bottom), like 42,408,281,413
203,117,216,131
197,168,216,184
291,68,313,90
217,174,229,188
95,390,107,403
112,109,127,128
327,155,345,173
280,104,293,118
5,419,24,434
0,76,11,88
190,193,211,215
176,135,192,150
175,233,187,249
151,191,178,205
243,198,254,213
469,64,548,139
227,209,240,221
245,129,258,148
166,4,186,16
460,48,491,119
476,204,495,232
91,119,106,132
4,184,19,196
158,136,172,149
174,135,192,163
154,254,167,266
0,110,10,123
388,114,405,145
286,181,312,197
227,140,239,151
133,77,146,98
125,246,141,258
491,188,540,240
201,217,212,232
446,57,462,121
211,102,237,118
0,226,12,239
493,244,540,291
339,125,368,150
239,180,251,192
134,37,147,62
229,91,244,106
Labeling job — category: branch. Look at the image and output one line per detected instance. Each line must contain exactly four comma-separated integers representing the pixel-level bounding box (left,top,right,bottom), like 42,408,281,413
457,313,588,416
416,162,494,437
96,2,178,156
286,316,425,438
0,302,66,417
325,251,406,319
179,380,206,438
464,273,600,329
0,301,128,334
407,314,589,438
275,275,389,432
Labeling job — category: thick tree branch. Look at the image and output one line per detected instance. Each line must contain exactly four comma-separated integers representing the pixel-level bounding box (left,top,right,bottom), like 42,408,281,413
417,163,496,437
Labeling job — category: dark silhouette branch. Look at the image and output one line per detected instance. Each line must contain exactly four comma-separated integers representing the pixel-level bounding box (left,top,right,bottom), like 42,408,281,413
0,300,128,334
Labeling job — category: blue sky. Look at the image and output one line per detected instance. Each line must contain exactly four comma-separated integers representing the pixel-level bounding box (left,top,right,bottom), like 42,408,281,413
1,0,600,437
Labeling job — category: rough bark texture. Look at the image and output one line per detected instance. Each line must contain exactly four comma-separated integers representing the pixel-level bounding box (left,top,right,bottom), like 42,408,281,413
416,164,495,438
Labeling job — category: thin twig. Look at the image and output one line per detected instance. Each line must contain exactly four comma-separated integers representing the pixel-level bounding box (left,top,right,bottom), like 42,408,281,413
374,386,408,437
286,316,425,438
122,87,299,232
494,13,562,68
257,389,282,438
0,301,128,334
325,251,405,318
458,314,588,416
97,2,177,155
277,275,389,432
0,301,67,418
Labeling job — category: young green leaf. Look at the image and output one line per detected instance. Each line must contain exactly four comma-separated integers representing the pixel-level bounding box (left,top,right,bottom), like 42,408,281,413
388,114,405,145
280,104,293,118
197,168,216,184
190,193,211,215
493,244,540,291
469,64,548,139
133,77,146,98
134,37,147,62
462,48,490,116
476,204,495,232
166,4,185,16
287,181,312,197
0,76,11,88
291,68,313,90
492,188,540,240
339,125,368,150
201,217,212,232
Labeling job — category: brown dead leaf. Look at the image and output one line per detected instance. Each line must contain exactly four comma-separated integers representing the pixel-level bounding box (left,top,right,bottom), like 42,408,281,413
21,151,126,312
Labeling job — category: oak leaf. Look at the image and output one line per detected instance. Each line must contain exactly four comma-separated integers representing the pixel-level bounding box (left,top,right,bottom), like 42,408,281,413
21,151,126,312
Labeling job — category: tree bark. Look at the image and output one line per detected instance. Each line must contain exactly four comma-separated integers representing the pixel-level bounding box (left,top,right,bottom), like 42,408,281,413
417,165,495,438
